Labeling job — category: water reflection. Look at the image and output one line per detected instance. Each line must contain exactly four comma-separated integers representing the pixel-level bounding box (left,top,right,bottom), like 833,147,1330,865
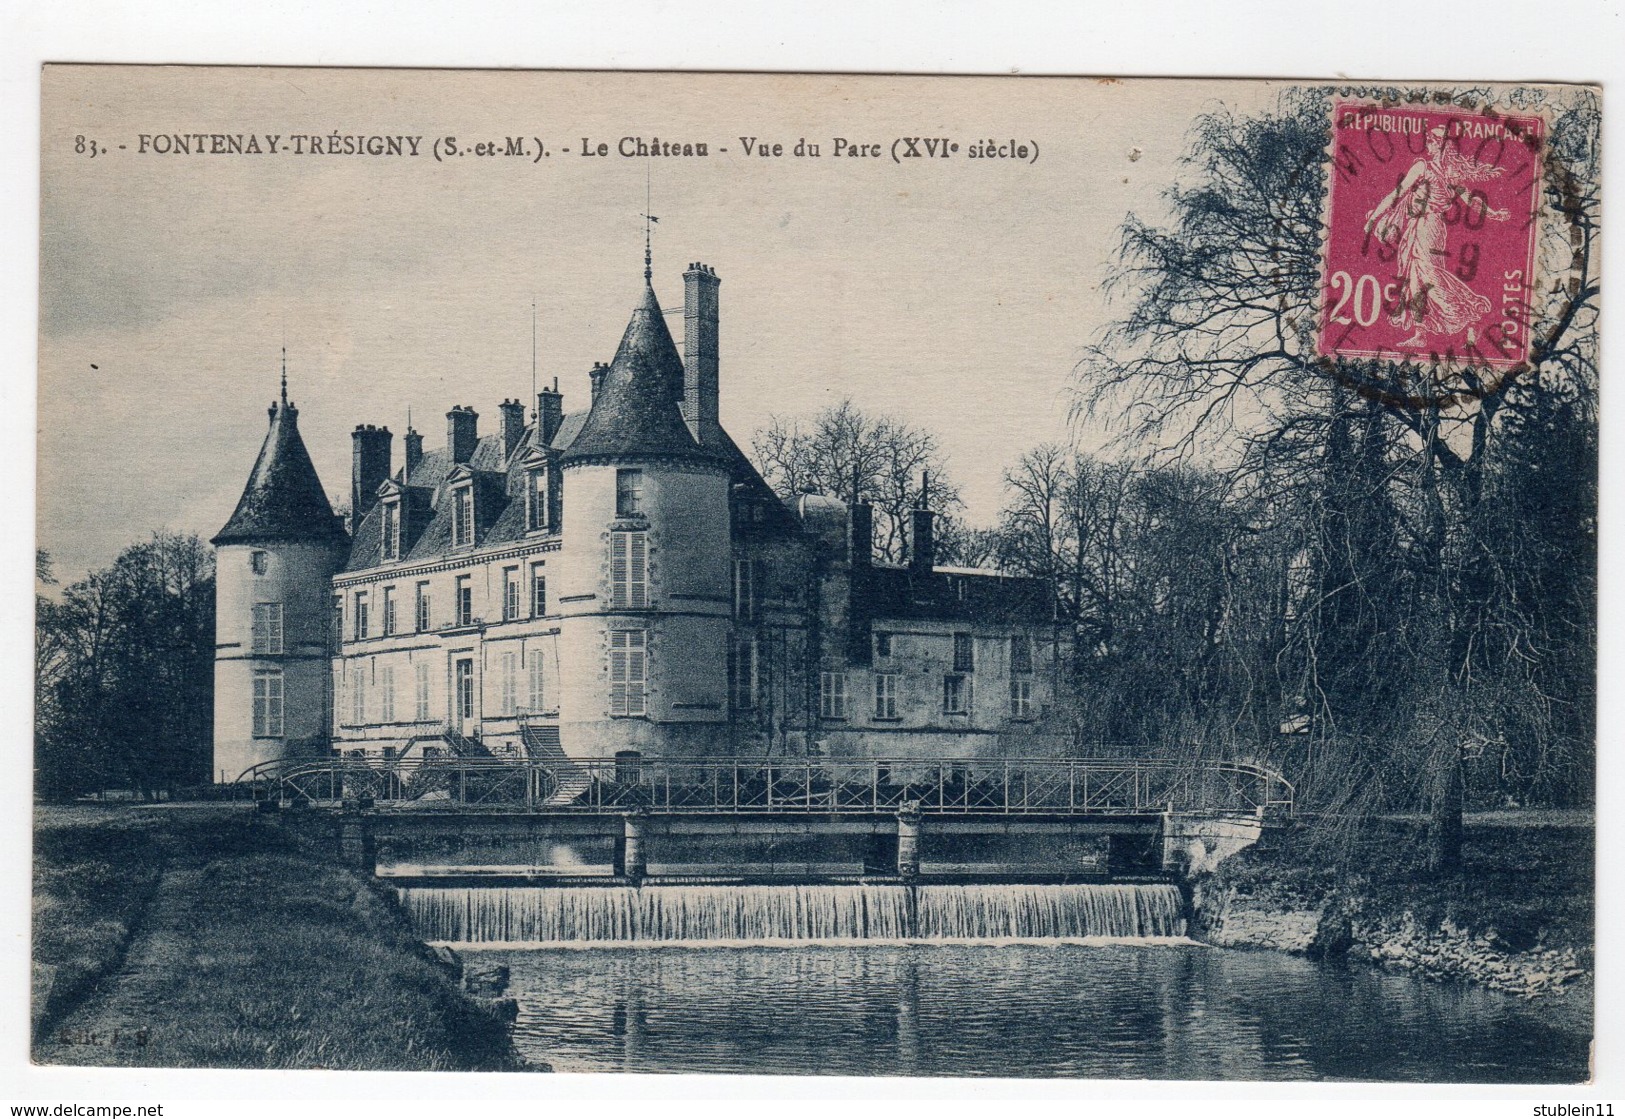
489,942,1588,1081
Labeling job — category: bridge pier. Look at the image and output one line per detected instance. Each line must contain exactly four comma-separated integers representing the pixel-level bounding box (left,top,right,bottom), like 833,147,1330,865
337,808,376,875
1160,813,1263,876
620,811,649,885
896,805,922,881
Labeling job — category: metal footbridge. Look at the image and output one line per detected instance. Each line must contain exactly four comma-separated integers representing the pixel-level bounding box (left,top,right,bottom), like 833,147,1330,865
239,753,1293,822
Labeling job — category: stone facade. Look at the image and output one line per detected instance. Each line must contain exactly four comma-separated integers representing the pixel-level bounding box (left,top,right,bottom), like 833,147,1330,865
212,261,1065,780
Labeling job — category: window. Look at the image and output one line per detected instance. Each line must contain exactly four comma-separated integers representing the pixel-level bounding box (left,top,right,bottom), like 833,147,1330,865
455,659,474,721
531,563,547,617
1010,678,1034,720
250,550,268,575
527,469,548,531
351,666,367,725
616,468,644,516
615,749,643,785
610,630,647,716
331,595,343,651
1011,634,1033,674
380,665,396,723
953,632,975,673
455,576,473,626
729,637,757,712
381,502,400,561
500,651,518,715
414,661,431,721
874,631,892,658
943,674,969,714
819,672,849,719
733,558,762,621
382,586,397,636
452,486,474,547
252,668,284,737
354,592,370,640
415,582,431,632
528,650,545,712
503,568,520,621
251,603,283,655
874,672,899,720
610,531,648,609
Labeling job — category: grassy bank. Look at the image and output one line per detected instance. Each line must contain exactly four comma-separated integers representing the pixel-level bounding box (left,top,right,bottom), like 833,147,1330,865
1192,813,1594,1003
33,805,528,1071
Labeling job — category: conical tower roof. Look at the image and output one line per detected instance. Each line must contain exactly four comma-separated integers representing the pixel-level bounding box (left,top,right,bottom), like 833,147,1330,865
561,282,725,467
213,399,347,546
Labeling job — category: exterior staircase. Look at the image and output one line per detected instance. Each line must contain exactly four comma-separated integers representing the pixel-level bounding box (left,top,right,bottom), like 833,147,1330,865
518,716,592,807
440,727,494,758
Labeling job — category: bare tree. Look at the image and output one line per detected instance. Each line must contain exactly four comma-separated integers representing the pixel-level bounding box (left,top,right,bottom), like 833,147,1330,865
1072,88,1599,870
754,398,963,565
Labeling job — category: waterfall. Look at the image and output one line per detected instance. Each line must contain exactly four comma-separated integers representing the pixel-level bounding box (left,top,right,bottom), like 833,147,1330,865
399,883,1186,944
917,884,1185,939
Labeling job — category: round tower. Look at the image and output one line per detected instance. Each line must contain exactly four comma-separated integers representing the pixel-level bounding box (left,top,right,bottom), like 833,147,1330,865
211,377,349,781
555,276,732,761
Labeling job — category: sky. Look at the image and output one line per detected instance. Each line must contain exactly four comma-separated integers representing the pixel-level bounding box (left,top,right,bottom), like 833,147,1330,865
38,68,1286,581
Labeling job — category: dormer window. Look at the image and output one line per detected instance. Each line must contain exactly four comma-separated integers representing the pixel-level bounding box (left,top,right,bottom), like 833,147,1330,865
616,468,644,517
451,485,475,548
527,467,548,532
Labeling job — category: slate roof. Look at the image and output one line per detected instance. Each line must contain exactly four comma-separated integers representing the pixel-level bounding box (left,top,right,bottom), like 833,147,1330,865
560,283,725,467
340,277,793,573
214,401,348,547
853,564,1053,626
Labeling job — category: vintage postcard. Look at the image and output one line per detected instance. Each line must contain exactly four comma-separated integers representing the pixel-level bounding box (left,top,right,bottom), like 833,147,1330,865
34,66,1598,1081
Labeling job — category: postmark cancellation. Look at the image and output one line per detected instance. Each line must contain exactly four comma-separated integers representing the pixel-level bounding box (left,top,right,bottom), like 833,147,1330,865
1317,97,1549,404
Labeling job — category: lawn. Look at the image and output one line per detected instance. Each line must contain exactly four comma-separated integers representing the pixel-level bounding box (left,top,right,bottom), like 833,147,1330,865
33,805,527,1070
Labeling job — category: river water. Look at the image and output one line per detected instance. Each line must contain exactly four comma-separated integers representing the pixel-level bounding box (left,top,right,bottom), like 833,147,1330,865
483,942,1587,1080
400,883,1589,1081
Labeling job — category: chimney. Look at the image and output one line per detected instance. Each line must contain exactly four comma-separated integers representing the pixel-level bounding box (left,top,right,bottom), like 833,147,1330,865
499,398,526,460
351,425,393,521
589,362,608,402
850,502,873,568
682,263,721,439
536,377,564,446
909,472,934,577
447,406,479,464
403,427,423,478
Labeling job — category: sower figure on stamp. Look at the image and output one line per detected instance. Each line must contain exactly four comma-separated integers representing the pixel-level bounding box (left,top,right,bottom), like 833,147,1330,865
1363,124,1511,348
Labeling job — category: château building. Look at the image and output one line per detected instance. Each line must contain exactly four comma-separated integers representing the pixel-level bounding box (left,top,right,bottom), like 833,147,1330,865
211,259,1065,782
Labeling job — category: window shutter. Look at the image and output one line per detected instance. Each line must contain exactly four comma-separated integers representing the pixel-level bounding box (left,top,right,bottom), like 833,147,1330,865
610,632,628,715
628,640,647,715
726,640,737,711
629,532,648,608
611,533,629,608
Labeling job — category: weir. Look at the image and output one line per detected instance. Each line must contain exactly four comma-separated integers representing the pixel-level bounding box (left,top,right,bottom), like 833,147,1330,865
398,882,1187,944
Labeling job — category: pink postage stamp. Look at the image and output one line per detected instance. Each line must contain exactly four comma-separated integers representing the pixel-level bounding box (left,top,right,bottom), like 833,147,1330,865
1318,99,1545,373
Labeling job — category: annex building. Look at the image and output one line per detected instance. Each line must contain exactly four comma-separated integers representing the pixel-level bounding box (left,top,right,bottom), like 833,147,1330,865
211,259,1065,782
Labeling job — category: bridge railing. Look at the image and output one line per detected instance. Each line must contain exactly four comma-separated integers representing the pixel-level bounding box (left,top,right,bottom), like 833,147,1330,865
253,755,1293,820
